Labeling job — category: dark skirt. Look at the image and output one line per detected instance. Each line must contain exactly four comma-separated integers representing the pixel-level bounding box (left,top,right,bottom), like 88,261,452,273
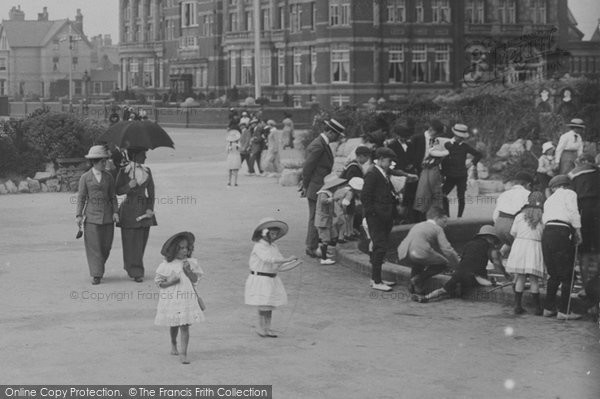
121,227,150,278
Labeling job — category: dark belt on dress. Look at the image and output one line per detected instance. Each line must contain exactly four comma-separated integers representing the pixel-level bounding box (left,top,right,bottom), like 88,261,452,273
250,271,277,278
498,211,516,219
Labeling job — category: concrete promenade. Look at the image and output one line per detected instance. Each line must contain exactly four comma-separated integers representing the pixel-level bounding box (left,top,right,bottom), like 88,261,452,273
0,128,598,398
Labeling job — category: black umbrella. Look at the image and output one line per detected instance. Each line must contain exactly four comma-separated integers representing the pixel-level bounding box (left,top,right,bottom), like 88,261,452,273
98,120,174,150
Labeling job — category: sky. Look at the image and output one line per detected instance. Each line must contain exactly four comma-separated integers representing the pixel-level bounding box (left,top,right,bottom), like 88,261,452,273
3,0,600,42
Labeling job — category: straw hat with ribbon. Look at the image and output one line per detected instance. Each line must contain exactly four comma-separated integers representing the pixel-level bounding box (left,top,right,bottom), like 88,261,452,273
251,218,289,242
541,141,555,154
84,145,111,159
451,123,469,138
324,118,346,136
567,118,585,129
161,231,195,257
226,129,241,142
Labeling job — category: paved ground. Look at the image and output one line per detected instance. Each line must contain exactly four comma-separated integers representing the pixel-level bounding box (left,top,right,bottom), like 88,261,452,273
1,128,599,398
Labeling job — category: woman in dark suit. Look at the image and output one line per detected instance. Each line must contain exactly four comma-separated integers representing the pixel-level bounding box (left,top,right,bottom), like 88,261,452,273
76,145,119,285
116,147,157,282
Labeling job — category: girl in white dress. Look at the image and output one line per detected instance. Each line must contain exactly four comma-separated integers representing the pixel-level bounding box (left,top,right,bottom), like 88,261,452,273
155,232,204,364
506,192,545,315
245,218,301,337
226,129,242,186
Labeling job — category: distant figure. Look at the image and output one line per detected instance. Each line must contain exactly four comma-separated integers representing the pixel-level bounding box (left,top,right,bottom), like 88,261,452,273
282,112,295,149
536,88,553,114
555,118,585,174
226,129,242,186
556,88,577,121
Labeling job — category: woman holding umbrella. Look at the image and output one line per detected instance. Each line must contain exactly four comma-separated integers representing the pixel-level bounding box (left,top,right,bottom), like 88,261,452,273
116,147,157,282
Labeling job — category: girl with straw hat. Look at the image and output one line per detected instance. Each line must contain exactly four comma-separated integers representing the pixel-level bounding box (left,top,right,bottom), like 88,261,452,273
245,218,301,337
154,232,204,364
226,129,242,186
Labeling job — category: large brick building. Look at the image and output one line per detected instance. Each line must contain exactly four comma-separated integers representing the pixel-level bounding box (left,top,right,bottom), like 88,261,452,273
119,0,595,106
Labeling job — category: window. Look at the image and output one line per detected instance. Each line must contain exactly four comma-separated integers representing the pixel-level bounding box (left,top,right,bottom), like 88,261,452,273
388,46,404,83
278,49,285,85
331,95,350,107
261,8,271,31
466,0,485,23
290,3,302,32
411,44,427,82
202,14,214,36
93,82,102,94
261,50,271,85
241,49,253,85
180,35,197,48
230,50,238,86
52,39,59,51
433,44,450,82
310,46,317,84
331,47,349,83
416,0,424,22
72,57,78,71
330,1,350,26
52,56,59,71
293,95,302,108
181,1,198,27
531,0,546,24
229,11,238,31
432,0,451,23
245,10,253,31
0,58,6,71
74,80,82,95
0,80,5,96
144,59,154,87
387,0,406,23
293,48,302,84
310,2,316,30
278,6,285,29
497,0,516,24
195,66,207,88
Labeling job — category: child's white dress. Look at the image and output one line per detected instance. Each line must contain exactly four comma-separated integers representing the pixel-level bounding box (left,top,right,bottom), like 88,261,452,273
154,257,205,326
226,142,242,170
506,214,545,277
244,240,288,310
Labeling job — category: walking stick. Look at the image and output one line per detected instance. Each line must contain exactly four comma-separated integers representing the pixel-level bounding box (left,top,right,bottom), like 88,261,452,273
565,244,579,318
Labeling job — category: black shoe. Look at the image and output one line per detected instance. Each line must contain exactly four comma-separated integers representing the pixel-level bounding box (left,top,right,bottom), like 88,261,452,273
305,248,318,258
134,277,143,283
92,277,101,285
411,294,428,303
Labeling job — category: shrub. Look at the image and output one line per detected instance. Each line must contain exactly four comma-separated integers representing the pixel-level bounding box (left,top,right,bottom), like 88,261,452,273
0,135,19,177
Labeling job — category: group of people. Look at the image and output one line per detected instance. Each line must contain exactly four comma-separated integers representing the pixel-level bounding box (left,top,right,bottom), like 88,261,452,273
225,110,295,184
300,115,599,324
108,105,149,124
76,145,156,285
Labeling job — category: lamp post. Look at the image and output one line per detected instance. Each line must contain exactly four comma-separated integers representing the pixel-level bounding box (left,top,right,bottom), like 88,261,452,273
60,23,81,112
253,0,261,99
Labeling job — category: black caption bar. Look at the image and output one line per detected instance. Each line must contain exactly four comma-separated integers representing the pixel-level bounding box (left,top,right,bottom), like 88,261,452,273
1,386,272,399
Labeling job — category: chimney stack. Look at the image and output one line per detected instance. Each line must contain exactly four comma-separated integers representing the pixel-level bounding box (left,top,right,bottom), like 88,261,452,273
37,6,49,21
9,5,25,21
73,8,83,33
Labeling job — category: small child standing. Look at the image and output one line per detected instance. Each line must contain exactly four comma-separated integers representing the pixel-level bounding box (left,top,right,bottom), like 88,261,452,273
333,177,364,242
506,192,546,315
226,129,242,186
154,232,204,364
315,177,347,265
245,218,301,337
536,141,557,197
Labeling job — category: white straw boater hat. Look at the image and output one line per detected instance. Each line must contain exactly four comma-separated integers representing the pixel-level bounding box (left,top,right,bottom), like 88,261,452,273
348,177,364,191
542,141,555,154
161,231,195,257
252,218,289,242
567,118,585,129
323,118,346,136
321,175,347,191
84,145,110,159
451,123,469,138
226,129,241,142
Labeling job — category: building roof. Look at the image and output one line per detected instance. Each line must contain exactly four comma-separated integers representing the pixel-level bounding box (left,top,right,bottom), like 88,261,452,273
591,20,600,42
567,8,585,41
0,19,90,48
